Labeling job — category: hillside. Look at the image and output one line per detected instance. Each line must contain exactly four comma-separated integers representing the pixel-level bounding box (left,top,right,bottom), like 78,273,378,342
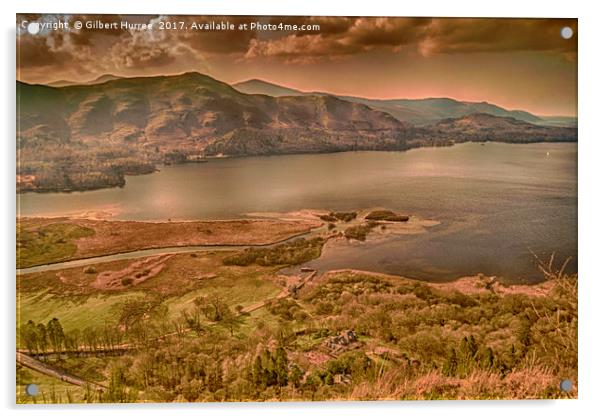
423,113,577,143
18,72,409,147
233,79,545,125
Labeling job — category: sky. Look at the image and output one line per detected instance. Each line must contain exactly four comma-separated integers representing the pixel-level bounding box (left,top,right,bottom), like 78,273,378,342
16,15,577,116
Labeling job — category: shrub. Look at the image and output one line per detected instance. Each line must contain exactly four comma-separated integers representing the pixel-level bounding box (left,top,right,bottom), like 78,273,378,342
223,238,325,266
320,211,357,223
331,212,357,222
83,266,97,274
365,210,409,222
121,277,134,286
344,223,378,241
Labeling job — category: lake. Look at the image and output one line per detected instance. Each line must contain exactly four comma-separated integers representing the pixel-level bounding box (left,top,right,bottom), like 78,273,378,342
17,142,577,282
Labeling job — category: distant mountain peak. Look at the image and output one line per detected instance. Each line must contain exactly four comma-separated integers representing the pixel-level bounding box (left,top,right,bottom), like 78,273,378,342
239,78,276,85
92,73,119,80
233,79,306,97
89,73,121,83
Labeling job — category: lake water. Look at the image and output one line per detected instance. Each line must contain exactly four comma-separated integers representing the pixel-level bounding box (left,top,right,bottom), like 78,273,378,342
18,142,577,282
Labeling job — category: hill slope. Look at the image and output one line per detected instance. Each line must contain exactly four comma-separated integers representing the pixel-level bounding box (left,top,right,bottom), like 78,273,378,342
422,113,577,143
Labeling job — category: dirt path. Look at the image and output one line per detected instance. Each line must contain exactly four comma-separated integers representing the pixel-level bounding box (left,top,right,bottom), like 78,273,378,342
17,351,106,392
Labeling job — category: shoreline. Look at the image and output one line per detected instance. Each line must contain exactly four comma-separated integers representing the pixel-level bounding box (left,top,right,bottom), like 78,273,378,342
318,268,556,296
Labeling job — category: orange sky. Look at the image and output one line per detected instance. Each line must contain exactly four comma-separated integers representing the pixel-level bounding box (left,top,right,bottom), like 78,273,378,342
17,15,577,116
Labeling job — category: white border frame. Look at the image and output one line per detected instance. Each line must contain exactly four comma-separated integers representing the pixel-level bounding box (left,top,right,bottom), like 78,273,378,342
3,1,600,417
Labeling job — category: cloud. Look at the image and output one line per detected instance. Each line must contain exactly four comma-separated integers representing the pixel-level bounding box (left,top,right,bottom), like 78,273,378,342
244,17,577,61
175,16,259,54
16,15,577,82
417,18,577,56
17,35,69,69
243,17,431,63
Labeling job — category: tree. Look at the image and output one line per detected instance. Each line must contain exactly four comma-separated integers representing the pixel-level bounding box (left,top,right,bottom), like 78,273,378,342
20,320,39,353
251,355,265,389
182,308,204,336
457,335,479,376
179,378,204,402
274,345,289,387
119,298,152,332
46,317,65,352
118,296,163,344
195,293,229,322
83,326,99,351
101,324,122,351
207,360,223,392
481,347,495,370
443,347,458,376
221,307,243,337
36,322,48,353
516,317,532,350
104,365,137,403
65,328,81,351
193,294,241,335
290,364,304,388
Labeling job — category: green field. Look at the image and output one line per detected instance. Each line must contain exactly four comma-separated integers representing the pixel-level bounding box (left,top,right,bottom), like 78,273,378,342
17,222,95,268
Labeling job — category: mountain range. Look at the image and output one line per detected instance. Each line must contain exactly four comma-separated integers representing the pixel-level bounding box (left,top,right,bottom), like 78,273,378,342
233,79,559,126
16,72,577,192
18,72,409,152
